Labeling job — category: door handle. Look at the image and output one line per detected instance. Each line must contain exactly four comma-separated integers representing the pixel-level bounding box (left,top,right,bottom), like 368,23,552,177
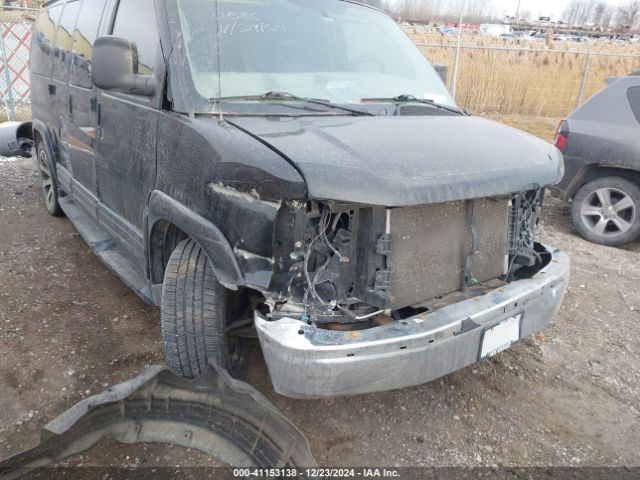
96,102,103,139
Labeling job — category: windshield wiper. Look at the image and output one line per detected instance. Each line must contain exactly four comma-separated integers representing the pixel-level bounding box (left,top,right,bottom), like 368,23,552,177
213,91,373,116
361,94,465,115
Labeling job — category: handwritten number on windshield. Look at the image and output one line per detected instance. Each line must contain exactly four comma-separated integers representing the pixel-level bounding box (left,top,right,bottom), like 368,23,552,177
212,10,286,34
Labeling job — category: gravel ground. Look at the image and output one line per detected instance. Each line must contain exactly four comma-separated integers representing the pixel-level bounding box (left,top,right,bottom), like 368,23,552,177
1,143,639,468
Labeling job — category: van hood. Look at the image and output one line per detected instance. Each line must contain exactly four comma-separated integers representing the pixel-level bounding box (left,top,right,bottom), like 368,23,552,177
229,115,564,206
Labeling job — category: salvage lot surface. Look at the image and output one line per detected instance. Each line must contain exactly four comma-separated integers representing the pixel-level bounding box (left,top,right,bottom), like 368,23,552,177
1,118,640,468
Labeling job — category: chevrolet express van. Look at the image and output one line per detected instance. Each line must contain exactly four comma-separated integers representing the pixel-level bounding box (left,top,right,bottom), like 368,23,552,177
15,0,568,397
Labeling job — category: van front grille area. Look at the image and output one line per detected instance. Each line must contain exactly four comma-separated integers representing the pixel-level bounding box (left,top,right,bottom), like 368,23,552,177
388,200,510,310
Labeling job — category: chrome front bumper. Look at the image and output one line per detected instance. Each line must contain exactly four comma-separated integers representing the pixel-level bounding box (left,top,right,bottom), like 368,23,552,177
255,246,570,399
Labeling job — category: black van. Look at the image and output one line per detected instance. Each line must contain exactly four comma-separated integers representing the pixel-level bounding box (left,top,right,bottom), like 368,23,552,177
15,0,569,398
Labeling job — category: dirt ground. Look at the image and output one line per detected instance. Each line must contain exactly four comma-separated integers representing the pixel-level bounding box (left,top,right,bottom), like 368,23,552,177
1,118,639,468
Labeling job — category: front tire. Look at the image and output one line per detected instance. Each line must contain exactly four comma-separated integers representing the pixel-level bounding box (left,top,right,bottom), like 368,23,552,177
161,239,228,379
571,176,640,246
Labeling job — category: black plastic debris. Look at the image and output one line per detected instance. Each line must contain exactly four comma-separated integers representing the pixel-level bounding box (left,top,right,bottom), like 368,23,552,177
0,122,33,158
0,363,316,479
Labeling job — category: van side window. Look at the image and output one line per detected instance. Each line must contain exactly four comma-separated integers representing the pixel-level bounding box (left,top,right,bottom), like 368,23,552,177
112,0,159,77
32,4,64,76
627,87,640,124
53,0,82,81
70,0,107,88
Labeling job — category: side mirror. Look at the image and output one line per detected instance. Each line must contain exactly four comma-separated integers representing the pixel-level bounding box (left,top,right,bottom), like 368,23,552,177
433,64,448,85
92,36,157,97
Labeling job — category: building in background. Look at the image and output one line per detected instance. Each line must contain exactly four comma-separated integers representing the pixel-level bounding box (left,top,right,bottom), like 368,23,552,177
480,23,512,36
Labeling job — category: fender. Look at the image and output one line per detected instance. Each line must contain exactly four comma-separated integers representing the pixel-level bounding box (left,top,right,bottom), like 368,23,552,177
554,159,640,200
147,190,244,293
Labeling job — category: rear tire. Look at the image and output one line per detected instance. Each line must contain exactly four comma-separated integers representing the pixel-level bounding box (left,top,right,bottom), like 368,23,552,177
37,140,63,217
161,239,228,379
571,176,640,246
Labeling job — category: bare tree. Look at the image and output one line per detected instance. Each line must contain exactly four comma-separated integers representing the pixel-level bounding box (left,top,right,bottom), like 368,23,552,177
617,0,640,28
563,0,599,26
593,1,613,27
383,0,498,23
467,0,492,20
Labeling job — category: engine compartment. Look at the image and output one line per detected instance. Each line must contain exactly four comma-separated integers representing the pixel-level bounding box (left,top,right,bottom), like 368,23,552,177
264,190,548,331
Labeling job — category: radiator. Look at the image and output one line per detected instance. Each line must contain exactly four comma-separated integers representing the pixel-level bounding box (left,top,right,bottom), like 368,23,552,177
388,199,510,310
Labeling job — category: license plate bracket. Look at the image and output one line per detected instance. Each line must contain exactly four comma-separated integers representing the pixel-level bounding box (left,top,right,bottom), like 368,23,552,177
479,314,522,360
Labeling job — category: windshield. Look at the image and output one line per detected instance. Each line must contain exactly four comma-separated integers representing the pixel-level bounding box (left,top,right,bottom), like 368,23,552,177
174,0,455,112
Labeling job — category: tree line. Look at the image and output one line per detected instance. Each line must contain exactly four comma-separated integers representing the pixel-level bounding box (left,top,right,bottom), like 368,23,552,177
382,0,495,22
563,0,640,29
383,0,640,28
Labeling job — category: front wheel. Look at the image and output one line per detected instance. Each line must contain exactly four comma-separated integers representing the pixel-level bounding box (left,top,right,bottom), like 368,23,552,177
571,176,640,246
161,239,229,379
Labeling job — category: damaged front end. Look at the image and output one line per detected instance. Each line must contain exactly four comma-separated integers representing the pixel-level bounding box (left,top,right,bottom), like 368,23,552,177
254,189,570,398
264,189,548,330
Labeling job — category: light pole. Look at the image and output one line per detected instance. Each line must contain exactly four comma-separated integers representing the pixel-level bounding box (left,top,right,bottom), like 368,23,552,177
450,0,468,99
515,0,522,24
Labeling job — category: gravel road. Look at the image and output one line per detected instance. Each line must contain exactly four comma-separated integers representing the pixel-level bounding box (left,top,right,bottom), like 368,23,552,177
1,152,639,468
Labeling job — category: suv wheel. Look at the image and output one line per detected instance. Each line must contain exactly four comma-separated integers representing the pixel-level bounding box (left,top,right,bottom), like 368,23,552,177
161,239,229,379
37,140,63,217
571,176,640,246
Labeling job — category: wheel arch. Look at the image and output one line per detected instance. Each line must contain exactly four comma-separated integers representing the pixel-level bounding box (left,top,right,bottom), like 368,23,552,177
567,164,640,200
31,121,59,175
32,120,56,159
146,190,244,302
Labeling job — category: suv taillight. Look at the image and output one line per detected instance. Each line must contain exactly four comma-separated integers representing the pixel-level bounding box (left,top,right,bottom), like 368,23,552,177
554,120,569,151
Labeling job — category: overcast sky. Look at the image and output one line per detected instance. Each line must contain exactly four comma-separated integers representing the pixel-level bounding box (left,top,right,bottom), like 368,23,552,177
492,0,620,19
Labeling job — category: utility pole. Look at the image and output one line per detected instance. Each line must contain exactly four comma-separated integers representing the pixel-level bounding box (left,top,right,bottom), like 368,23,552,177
450,0,468,100
515,0,522,24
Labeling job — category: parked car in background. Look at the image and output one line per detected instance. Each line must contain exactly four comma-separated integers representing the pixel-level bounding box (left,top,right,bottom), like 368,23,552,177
528,32,547,42
439,26,457,35
479,23,512,37
553,73,640,246
567,35,589,43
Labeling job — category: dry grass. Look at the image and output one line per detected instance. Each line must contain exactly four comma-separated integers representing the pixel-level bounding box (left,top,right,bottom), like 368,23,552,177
409,30,640,117
486,114,560,142
0,9,35,23
0,104,32,123
408,29,640,53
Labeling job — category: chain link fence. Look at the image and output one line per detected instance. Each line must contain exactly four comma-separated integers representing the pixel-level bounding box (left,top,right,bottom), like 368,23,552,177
0,7,35,122
403,24,640,119
411,36,640,118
